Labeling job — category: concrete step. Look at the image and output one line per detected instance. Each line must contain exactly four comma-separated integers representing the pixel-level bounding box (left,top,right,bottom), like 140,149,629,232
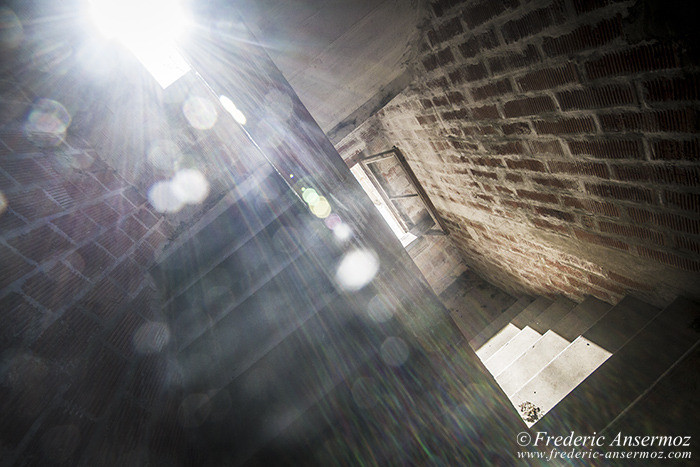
606,345,699,467
485,297,575,375
475,296,550,361
510,296,659,426
483,326,541,375
538,296,700,434
469,296,533,350
494,297,611,396
527,296,577,334
549,296,611,342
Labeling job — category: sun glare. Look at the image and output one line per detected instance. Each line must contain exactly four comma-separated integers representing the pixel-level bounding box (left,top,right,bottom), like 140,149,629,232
89,0,191,88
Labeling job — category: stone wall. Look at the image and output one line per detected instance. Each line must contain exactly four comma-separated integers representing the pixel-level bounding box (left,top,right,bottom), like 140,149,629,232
336,0,700,306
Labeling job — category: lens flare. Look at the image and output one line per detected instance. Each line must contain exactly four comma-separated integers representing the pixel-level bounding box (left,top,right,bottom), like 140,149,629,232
171,168,209,205
0,191,7,215
309,196,331,219
0,7,23,49
183,96,218,130
367,295,394,323
148,180,183,213
335,249,379,291
24,99,71,147
89,0,191,88
133,322,170,353
301,188,319,205
219,95,246,125
380,336,409,367
148,140,182,172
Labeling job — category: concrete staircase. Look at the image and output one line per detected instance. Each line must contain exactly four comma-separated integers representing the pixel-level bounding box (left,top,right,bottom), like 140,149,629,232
467,294,700,429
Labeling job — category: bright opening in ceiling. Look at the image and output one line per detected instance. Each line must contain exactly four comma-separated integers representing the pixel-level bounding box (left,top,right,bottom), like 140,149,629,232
89,0,191,88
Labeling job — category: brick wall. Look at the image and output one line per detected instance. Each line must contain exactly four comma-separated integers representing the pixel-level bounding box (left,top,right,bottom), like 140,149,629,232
0,105,175,464
336,0,700,306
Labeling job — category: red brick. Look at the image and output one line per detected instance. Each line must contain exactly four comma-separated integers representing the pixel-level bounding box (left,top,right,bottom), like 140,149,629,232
557,83,636,111
131,241,155,267
451,140,479,151
506,173,524,183
0,157,52,186
599,109,698,133
109,258,143,295
471,104,499,120
517,63,578,92
663,190,700,212
432,95,449,107
562,197,620,217
51,211,101,244
442,108,469,120
106,311,146,357
80,278,125,322
532,218,570,235
516,189,558,204
502,7,564,44
607,271,653,291
506,159,546,172
584,182,654,204
8,189,63,221
70,173,108,201
585,43,680,79
470,169,498,180
68,243,114,279
446,91,466,105
120,215,149,241
574,228,629,251
637,246,700,272
97,229,134,257
676,235,700,255
628,207,700,235
642,75,700,102
122,187,147,207
548,161,609,178
651,139,700,161
501,122,531,135
611,164,700,186
598,221,664,245
489,44,540,74
532,176,576,190
542,15,623,56
458,29,499,59
588,274,625,296
572,0,616,15
0,244,33,289
568,139,643,159
471,157,503,168
427,16,463,46
461,0,518,29
91,170,123,191
0,293,41,345
417,115,438,125
535,206,575,222
448,62,488,84
472,79,512,101
83,202,120,227
487,141,525,155
533,116,596,134
63,345,128,417
529,140,564,156
22,263,88,310
503,96,556,118
7,224,73,263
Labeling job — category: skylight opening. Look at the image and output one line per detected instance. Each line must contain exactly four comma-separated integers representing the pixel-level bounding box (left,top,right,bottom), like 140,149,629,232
89,0,191,88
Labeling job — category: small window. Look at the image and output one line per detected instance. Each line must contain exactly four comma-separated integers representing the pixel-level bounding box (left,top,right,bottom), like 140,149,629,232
350,147,447,246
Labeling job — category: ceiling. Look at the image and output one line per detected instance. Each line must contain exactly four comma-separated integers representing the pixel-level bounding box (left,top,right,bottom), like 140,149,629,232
234,0,428,134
